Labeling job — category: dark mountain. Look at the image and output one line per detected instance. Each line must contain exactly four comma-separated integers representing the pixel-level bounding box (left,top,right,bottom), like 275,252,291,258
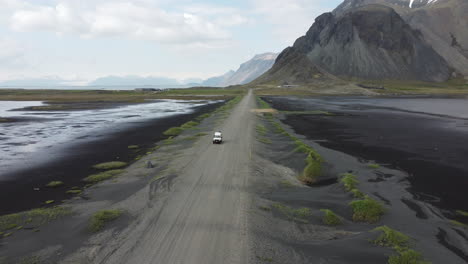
334,0,468,76
201,53,278,87
257,5,451,84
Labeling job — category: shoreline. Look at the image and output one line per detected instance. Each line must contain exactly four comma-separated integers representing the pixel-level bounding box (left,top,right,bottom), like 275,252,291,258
0,101,223,215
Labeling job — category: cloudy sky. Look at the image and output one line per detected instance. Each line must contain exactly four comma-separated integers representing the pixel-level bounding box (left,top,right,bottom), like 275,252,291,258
0,0,341,84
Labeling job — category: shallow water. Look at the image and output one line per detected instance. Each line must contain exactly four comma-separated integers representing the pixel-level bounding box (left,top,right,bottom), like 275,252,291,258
0,100,216,178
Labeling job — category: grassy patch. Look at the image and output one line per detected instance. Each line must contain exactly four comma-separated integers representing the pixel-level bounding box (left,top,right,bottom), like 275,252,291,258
127,145,139,149
163,127,183,136
44,200,55,204
388,249,430,264
180,121,199,129
258,137,272,144
320,209,342,226
256,124,267,135
83,169,124,184
373,226,410,249
256,256,273,262
46,181,64,188
456,210,468,217
280,179,294,187
299,151,323,184
450,220,467,227
66,189,82,195
257,97,271,109
272,203,311,222
341,173,359,191
0,206,72,233
372,226,430,263
93,161,127,170
88,209,123,232
349,197,385,223
196,132,208,137
367,163,380,169
350,188,366,199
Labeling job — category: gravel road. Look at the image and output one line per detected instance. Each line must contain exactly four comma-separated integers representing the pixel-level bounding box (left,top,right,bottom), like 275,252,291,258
99,90,255,264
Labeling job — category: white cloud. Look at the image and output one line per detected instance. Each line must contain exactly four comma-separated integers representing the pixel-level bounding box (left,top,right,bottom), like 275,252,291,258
0,37,27,68
8,1,249,46
251,0,331,45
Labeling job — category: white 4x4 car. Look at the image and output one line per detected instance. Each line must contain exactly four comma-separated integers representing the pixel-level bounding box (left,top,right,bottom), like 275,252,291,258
213,131,223,144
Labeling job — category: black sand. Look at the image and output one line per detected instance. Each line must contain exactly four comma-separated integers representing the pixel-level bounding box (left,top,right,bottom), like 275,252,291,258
264,96,468,216
0,101,223,215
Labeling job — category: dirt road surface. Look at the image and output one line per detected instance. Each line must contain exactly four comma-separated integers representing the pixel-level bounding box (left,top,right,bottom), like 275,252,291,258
97,90,255,264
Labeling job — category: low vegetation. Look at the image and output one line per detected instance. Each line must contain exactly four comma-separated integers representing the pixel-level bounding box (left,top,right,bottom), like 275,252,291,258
299,151,323,184
83,169,124,184
0,206,72,234
127,145,139,149
388,249,430,264
163,127,184,136
88,209,123,232
272,203,311,222
256,96,324,185
44,200,55,204
320,209,342,226
367,163,380,169
373,226,430,264
93,161,127,170
46,181,64,188
349,197,385,223
66,189,82,195
341,173,359,191
180,121,199,129
373,226,410,249
456,210,468,217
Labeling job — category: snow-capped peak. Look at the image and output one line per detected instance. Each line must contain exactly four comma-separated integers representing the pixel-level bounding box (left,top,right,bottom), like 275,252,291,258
409,0,439,8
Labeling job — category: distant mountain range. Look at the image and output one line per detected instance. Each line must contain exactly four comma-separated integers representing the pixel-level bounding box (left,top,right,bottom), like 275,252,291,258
200,53,279,87
0,53,278,88
256,0,467,85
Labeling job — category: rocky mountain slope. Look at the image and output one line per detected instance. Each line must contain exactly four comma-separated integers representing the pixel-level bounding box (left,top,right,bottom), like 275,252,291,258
257,5,451,84
334,0,468,76
202,53,278,87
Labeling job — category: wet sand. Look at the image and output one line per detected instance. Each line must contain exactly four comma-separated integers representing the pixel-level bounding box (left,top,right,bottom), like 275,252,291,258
264,96,468,216
248,96,468,263
0,102,223,215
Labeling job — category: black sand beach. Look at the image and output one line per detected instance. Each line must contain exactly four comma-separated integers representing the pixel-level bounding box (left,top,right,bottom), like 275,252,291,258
0,101,223,215
264,96,468,217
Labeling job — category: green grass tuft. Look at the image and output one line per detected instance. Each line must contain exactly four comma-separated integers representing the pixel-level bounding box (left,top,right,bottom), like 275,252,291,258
88,209,123,232
256,124,267,135
180,121,199,129
450,220,467,227
388,249,430,264
46,181,64,188
0,206,72,233
373,226,410,249
272,203,311,222
163,127,183,136
320,209,342,226
367,163,380,169
83,169,124,184
93,161,127,170
66,189,82,195
299,151,323,184
127,145,139,149
341,173,359,192
456,210,468,217
44,200,54,204
350,188,366,199
349,197,385,223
